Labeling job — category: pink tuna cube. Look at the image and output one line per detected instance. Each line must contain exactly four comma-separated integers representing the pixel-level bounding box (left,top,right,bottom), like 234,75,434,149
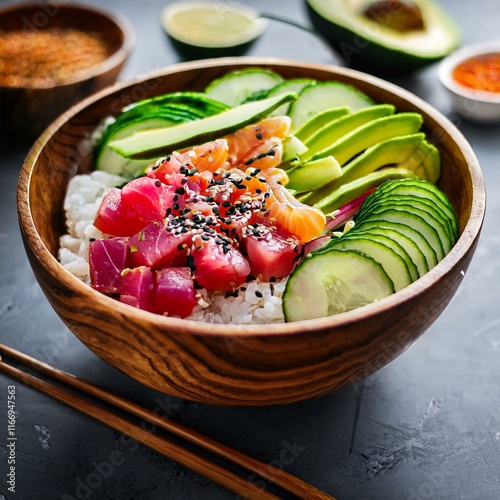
128,221,192,269
155,267,196,318
120,266,156,313
89,237,129,294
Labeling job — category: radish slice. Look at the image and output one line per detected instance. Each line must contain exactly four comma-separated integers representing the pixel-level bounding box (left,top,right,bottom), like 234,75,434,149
324,188,376,232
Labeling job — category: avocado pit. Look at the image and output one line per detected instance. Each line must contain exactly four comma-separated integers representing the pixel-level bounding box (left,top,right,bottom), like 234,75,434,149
363,0,425,33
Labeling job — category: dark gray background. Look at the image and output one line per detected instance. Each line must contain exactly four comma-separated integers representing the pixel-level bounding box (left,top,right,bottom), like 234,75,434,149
1,1,499,499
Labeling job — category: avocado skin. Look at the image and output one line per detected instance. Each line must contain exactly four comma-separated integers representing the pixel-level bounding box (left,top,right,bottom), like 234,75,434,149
305,3,457,75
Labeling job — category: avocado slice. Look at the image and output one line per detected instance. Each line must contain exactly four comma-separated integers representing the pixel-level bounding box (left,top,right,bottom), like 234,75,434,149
312,112,423,166
287,156,342,193
109,92,298,160
299,104,395,162
305,0,460,74
313,166,417,213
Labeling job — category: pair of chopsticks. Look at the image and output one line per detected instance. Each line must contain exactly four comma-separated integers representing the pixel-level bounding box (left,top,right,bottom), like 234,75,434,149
0,343,335,500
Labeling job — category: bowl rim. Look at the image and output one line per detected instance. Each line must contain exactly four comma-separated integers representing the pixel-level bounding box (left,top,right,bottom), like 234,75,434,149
438,41,500,103
18,56,486,338
0,2,135,89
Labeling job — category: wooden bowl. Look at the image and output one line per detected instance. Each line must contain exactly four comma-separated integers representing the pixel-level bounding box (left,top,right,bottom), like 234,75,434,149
17,58,485,406
0,2,134,141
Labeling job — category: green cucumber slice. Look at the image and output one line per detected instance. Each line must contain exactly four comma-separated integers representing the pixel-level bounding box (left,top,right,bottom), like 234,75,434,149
369,179,458,238
354,219,437,269
96,116,184,177
355,207,445,262
109,92,298,160
353,223,429,278
342,229,420,281
283,249,395,321
323,236,412,291
205,68,284,106
288,81,373,132
372,196,455,244
266,79,317,116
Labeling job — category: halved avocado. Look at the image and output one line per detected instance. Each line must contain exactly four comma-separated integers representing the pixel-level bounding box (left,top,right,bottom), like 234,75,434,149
305,0,460,74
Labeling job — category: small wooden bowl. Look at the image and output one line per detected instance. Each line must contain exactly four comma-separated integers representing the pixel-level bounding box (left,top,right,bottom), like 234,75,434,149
0,2,134,141
17,58,485,406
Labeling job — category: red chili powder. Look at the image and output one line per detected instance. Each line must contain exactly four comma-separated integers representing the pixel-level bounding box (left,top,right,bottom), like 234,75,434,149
452,53,500,93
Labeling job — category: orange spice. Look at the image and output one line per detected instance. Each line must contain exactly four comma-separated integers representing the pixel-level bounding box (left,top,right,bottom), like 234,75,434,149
0,28,109,87
452,53,500,93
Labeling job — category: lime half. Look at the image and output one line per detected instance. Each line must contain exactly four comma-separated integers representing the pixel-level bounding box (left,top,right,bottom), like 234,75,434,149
161,2,267,57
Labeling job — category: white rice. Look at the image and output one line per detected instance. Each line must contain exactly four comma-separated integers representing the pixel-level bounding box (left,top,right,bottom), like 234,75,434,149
59,171,286,324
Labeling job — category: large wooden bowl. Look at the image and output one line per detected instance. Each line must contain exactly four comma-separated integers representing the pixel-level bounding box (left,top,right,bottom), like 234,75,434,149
17,58,485,406
0,2,134,141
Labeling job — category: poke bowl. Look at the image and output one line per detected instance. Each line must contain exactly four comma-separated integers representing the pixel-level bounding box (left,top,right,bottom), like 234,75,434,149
17,58,485,406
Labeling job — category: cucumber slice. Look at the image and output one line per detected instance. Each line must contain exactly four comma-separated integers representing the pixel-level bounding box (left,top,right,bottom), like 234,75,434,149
109,92,298,160
355,207,445,262
294,107,349,143
369,179,458,238
342,229,420,281
266,79,317,116
323,236,412,291
354,223,429,278
283,249,395,321
205,68,284,106
371,196,455,244
122,92,229,119
354,219,437,269
312,112,424,165
96,116,184,177
288,81,373,132
300,104,396,162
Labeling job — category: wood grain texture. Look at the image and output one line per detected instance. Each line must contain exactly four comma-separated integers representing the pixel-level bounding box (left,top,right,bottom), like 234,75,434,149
17,58,486,406
0,3,134,140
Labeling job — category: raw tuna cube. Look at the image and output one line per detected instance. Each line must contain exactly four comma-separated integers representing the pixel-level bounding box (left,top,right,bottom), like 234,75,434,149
121,176,168,224
89,237,129,294
93,188,147,237
243,231,302,282
120,266,155,312
192,237,250,291
128,222,192,269
155,267,196,318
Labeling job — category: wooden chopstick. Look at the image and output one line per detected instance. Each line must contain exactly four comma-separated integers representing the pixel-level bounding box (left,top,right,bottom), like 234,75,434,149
0,343,335,500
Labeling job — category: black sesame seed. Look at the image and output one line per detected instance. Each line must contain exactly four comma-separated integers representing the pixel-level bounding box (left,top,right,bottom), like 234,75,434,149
166,155,171,161
267,149,276,157
89,237,96,242
269,276,277,282
154,180,161,187
175,187,185,195
244,158,254,165
173,203,180,210
256,132,263,140
255,290,263,298
201,233,210,241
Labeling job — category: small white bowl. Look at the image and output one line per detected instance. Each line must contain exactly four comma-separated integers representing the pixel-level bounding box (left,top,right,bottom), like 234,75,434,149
439,41,500,123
